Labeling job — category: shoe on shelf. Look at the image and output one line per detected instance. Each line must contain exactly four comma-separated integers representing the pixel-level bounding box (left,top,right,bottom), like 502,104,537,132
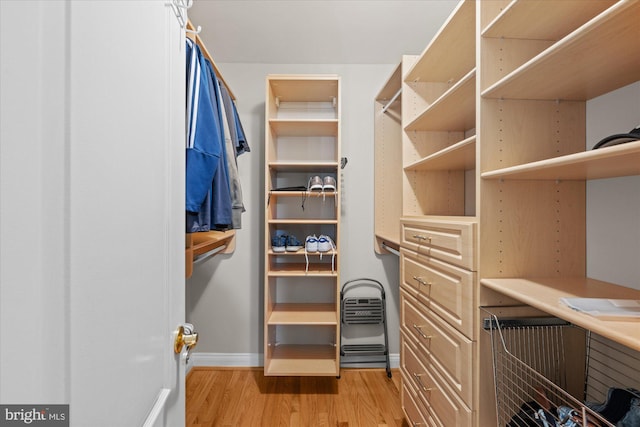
317,235,335,252
305,235,318,252
322,176,336,192
286,235,303,252
271,234,287,253
308,175,323,192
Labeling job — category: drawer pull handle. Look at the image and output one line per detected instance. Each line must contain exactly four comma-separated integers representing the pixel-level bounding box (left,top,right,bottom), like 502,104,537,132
412,276,432,287
412,372,432,393
412,324,432,340
412,234,431,243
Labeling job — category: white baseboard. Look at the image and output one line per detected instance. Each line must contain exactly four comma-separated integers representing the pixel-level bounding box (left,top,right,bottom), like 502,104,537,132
187,352,399,374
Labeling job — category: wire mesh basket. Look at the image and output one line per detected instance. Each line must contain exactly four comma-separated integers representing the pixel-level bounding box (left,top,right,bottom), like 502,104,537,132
482,307,640,427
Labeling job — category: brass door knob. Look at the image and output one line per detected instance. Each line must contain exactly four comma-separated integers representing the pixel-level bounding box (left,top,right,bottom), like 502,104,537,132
174,324,198,354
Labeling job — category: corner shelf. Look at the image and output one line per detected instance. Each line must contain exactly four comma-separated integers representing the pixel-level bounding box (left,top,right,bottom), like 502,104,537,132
405,135,476,172
185,230,235,278
405,69,476,132
482,1,640,101
481,140,640,181
481,277,640,352
481,0,616,40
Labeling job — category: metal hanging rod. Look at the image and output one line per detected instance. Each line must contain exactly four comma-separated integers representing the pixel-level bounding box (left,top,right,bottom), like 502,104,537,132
381,89,401,114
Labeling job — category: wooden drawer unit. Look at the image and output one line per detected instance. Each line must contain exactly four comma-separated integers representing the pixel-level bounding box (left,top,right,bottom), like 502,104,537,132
401,290,473,407
401,217,477,271
401,247,475,338
402,382,431,427
402,335,473,427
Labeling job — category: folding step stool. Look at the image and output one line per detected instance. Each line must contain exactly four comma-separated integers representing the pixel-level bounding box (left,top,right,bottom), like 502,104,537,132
340,278,391,378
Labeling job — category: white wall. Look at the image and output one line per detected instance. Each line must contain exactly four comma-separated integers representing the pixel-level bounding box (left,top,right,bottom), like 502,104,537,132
186,63,401,364
586,81,640,290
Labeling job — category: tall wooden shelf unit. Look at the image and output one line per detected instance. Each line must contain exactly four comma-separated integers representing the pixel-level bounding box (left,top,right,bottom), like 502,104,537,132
374,0,640,426
478,1,640,425
264,75,342,376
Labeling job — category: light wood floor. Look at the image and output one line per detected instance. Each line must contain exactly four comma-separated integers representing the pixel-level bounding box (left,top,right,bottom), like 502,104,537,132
186,367,408,427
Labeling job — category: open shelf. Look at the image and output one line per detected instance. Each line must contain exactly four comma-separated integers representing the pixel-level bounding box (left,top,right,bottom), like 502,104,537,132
405,69,475,132
405,135,476,172
268,219,338,225
267,263,338,277
265,345,338,376
268,161,339,173
268,77,339,102
267,303,338,325
482,1,640,101
185,230,235,278
481,0,616,40
481,277,640,352
481,140,640,181
269,119,338,136
405,0,475,83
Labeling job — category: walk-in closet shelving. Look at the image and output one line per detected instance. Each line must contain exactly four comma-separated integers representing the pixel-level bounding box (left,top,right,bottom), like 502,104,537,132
402,0,476,218
264,75,341,376
478,0,640,425
374,59,410,253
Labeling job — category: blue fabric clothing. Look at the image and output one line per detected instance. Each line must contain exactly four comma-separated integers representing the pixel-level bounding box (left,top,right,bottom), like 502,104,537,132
205,59,232,228
185,38,222,213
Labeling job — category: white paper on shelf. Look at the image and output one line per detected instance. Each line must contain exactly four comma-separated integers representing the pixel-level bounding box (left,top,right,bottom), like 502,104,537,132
560,298,640,320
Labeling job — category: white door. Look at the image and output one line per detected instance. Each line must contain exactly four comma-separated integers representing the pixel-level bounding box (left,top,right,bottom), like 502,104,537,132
0,1,188,426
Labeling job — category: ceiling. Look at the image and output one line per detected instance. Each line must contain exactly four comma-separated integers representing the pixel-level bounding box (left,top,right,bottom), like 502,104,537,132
189,1,459,64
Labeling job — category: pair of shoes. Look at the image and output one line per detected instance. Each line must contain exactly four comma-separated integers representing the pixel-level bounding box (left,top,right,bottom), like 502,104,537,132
305,235,335,253
304,234,336,273
308,176,336,192
271,233,303,252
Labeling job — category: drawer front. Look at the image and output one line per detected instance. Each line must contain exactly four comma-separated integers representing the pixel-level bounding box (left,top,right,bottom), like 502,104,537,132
401,248,475,338
402,337,472,427
401,218,476,271
401,290,473,407
402,382,430,427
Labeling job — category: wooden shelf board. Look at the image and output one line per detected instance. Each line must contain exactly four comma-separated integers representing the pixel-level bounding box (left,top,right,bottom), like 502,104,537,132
375,233,401,251
405,135,476,171
376,62,402,101
268,190,337,198
190,230,235,256
268,76,339,102
267,262,338,277
405,0,475,83
482,1,640,101
269,249,339,256
268,219,338,225
405,69,476,132
269,119,338,136
268,161,339,173
265,345,338,376
482,0,616,40
481,140,640,181
481,277,640,352
268,304,338,325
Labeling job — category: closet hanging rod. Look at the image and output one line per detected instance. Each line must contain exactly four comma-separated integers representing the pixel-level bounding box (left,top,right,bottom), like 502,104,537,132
381,242,400,256
380,89,401,114
186,20,236,101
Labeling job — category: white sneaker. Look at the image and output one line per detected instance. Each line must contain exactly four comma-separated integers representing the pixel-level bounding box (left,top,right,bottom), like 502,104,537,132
305,235,318,252
317,235,335,252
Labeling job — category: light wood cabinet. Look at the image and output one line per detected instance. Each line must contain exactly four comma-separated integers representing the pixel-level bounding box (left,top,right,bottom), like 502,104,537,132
264,74,341,376
375,0,639,425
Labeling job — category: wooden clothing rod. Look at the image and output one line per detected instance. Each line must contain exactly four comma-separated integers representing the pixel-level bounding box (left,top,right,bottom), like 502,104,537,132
186,20,236,101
